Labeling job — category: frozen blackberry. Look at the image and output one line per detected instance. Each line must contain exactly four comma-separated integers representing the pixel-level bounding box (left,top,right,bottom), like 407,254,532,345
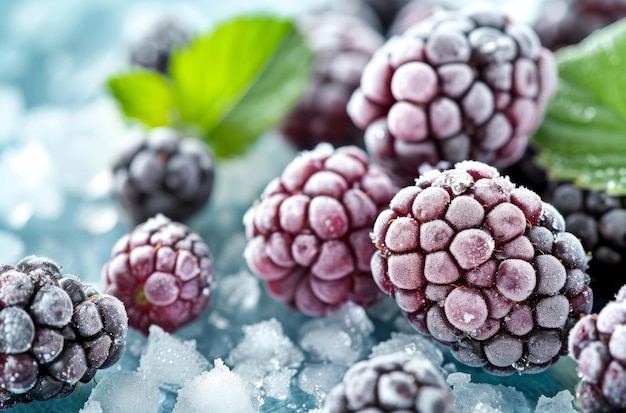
568,285,626,412
278,13,384,150
388,0,447,36
323,351,453,413
347,5,558,185
371,161,593,374
533,0,626,51
130,16,190,74
0,256,128,410
112,127,214,225
102,214,216,335
244,143,398,316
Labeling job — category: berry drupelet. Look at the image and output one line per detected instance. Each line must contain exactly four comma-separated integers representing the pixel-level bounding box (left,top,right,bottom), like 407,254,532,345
0,256,128,410
102,214,216,335
112,127,214,225
370,161,593,375
569,285,626,412
278,13,384,150
244,144,398,316
348,5,558,185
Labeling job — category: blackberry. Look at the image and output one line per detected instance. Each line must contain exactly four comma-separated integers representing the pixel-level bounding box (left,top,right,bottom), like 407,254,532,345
533,0,626,51
243,144,398,316
112,127,214,225
347,5,558,185
568,285,626,412
388,0,447,36
129,16,190,74
323,351,453,413
102,214,216,335
370,161,593,374
0,256,128,410
278,13,384,150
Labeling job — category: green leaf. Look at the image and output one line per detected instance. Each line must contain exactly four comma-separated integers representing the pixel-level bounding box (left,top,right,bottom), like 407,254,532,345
532,19,626,194
107,71,175,128
169,15,313,158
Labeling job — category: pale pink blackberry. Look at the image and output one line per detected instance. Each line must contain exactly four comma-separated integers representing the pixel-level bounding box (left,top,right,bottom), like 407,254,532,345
278,14,384,150
568,285,626,412
348,5,558,185
244,144,398,316
371,161,593,374
102,214,216,335
0,256,128,410
323,351,453,413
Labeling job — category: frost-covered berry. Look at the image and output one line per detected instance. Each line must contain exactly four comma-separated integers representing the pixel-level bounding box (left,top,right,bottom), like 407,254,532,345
348,5,558,185
0,256,128,410
371,161,593,374
244,143,398,316
102,214,216,335
568,285,626,412
129,16,190,74
279,14,384,150
112,127,214,225
323,351,453,413
388,0,446,36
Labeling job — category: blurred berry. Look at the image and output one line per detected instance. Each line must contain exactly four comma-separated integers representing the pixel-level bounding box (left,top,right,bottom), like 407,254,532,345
102,214,216,335
371,160,592,374
244,144,398,316
112,127,214,225
348,5,558,185
0,256,127,409
130,16,190,74
388,0,449,36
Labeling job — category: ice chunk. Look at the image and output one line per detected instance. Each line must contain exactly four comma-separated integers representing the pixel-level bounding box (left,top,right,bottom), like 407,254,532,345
534,390,577,413
172,359,259,413
297,362,346,406
0,231,25,264
299,303,374,366
79,400,103,413
82,371,160,413
139,325,210,391
216,269,261,313
263,368,297,400
370,332,445,368
447,372,533,413
227,318,304,392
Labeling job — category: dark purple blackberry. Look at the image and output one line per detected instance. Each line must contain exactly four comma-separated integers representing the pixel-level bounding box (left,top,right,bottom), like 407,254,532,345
278,13,384,150
323,351,453,413
568,285,626,412
347,5,558,186
0,256,128,410
370,161,593,374
112,127,214,225
244,144,398,316
129,16,190,74
533,0,626,51
102,214,216,336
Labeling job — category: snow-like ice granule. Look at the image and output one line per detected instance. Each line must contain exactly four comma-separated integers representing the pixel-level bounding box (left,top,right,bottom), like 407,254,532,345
81,371,160,413
447,372,533,413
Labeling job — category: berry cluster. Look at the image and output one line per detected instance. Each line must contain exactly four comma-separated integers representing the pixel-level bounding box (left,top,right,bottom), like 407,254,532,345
323,351,453,413
348,6,558,185
0,256,128,410
370,161,593,374
102,214,216,335
112,127,214,225
279,13,384,150
244,144,398,316
568,285,626,412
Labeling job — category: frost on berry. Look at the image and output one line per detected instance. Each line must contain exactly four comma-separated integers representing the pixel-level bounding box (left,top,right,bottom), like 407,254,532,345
103,214,216,335
244,144,397,316
348,5,558,185
323,351,454,413
569,288,626,412
371,161,592,374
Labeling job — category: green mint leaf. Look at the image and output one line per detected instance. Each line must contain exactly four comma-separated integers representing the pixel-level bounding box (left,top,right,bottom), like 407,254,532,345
169,15,313,158
107,71,175,128
532,20,626,194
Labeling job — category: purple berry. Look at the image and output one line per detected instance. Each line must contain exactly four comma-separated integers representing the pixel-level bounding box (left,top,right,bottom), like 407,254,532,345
0,256,128,410
244,144,397,316
112,127,215,225
102,214,216,335
323,351,453,413
371,161,593,374
348,6,558,185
